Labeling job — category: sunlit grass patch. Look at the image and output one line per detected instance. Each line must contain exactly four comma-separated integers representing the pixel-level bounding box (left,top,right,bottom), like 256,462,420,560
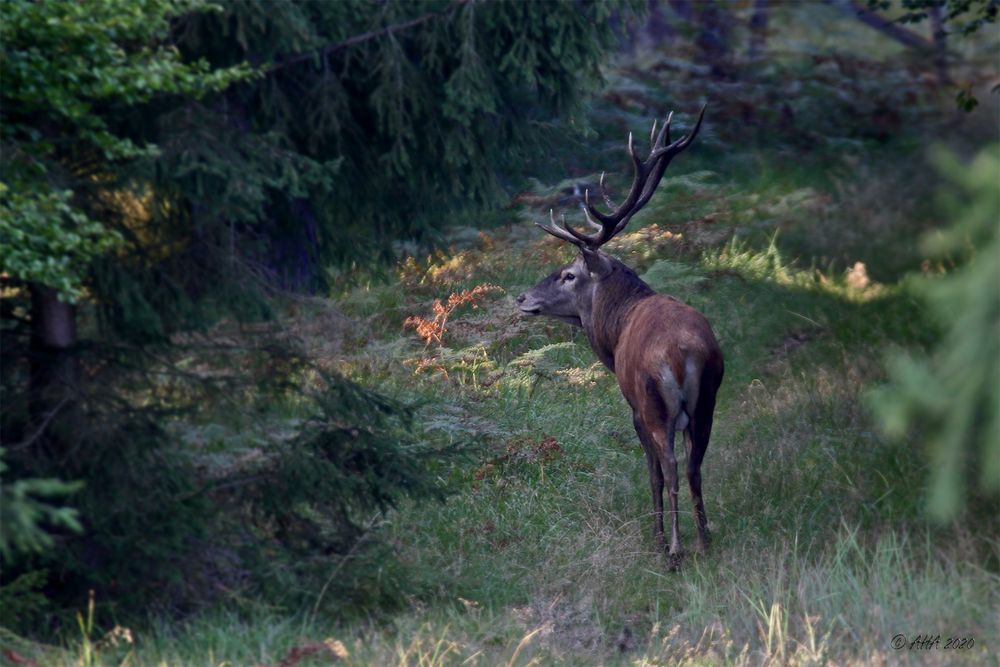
703,236,888,303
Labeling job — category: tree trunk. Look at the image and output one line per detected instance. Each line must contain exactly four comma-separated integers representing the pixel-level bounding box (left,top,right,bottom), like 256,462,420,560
635,0,675,52
29,284,81,460
695,0,732,78
667,0,694,23
748,0,769,61
929,4,951,84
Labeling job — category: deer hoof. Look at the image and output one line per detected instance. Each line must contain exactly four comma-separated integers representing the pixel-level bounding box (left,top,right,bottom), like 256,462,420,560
695,528,712,553
666,551,683,571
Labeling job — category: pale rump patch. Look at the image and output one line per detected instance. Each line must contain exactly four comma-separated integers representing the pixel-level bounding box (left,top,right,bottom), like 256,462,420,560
659,365,690,433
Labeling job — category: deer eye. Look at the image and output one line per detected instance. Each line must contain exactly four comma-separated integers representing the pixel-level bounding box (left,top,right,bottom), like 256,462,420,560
563,272,575,282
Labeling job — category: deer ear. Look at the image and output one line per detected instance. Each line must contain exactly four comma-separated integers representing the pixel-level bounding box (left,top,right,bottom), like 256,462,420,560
581,248,612,278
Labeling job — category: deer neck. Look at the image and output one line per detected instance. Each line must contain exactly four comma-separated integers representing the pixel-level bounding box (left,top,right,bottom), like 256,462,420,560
581,267,655,373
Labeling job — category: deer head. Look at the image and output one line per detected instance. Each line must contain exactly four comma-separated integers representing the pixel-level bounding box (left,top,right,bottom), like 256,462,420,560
516,106,705,328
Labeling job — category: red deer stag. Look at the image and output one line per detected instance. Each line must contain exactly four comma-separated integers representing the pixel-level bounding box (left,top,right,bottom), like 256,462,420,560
516,107,723,568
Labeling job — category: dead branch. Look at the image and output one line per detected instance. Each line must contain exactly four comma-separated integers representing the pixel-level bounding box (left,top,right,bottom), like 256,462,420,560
824,0,936,52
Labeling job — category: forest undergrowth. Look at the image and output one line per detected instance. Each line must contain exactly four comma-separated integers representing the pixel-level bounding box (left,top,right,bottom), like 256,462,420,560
8,13,999,667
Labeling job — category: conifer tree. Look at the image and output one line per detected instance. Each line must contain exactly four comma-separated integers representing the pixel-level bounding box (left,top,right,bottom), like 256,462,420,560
158,0,631,289
1,0,250,409
0,0,634,621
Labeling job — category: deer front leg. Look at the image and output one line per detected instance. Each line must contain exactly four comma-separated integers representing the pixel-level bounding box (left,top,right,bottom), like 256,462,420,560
634,414,664,550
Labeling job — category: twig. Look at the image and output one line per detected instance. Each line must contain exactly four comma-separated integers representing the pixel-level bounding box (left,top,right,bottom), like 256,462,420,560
8,397,72,452
308,518,380,626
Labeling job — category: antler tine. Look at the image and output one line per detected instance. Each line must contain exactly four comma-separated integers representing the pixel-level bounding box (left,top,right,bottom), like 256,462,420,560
677,103,706,149
651,104,704,161
582,189,605,231
538,207,599,247
598,171,616,210
654,111,673,150
602,111,675,238
562,214,595,244
584,130,651,230
536,209,585,247
630,104,706,219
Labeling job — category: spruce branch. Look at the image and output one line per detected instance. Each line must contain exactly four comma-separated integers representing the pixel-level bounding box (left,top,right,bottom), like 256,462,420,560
269,0,470,73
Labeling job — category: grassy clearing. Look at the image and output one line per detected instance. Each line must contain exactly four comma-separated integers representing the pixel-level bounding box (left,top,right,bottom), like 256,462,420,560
26,134,998,666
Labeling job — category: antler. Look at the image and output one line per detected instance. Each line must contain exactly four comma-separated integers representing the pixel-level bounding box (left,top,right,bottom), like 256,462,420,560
538,104,706,250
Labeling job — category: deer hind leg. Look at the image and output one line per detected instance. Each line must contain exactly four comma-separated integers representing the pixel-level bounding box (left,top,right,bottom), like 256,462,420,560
633,413,664,550
645,375,684,568
678,358,710,554
685,391,716,553
649,423,682,569
683,425,710,553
